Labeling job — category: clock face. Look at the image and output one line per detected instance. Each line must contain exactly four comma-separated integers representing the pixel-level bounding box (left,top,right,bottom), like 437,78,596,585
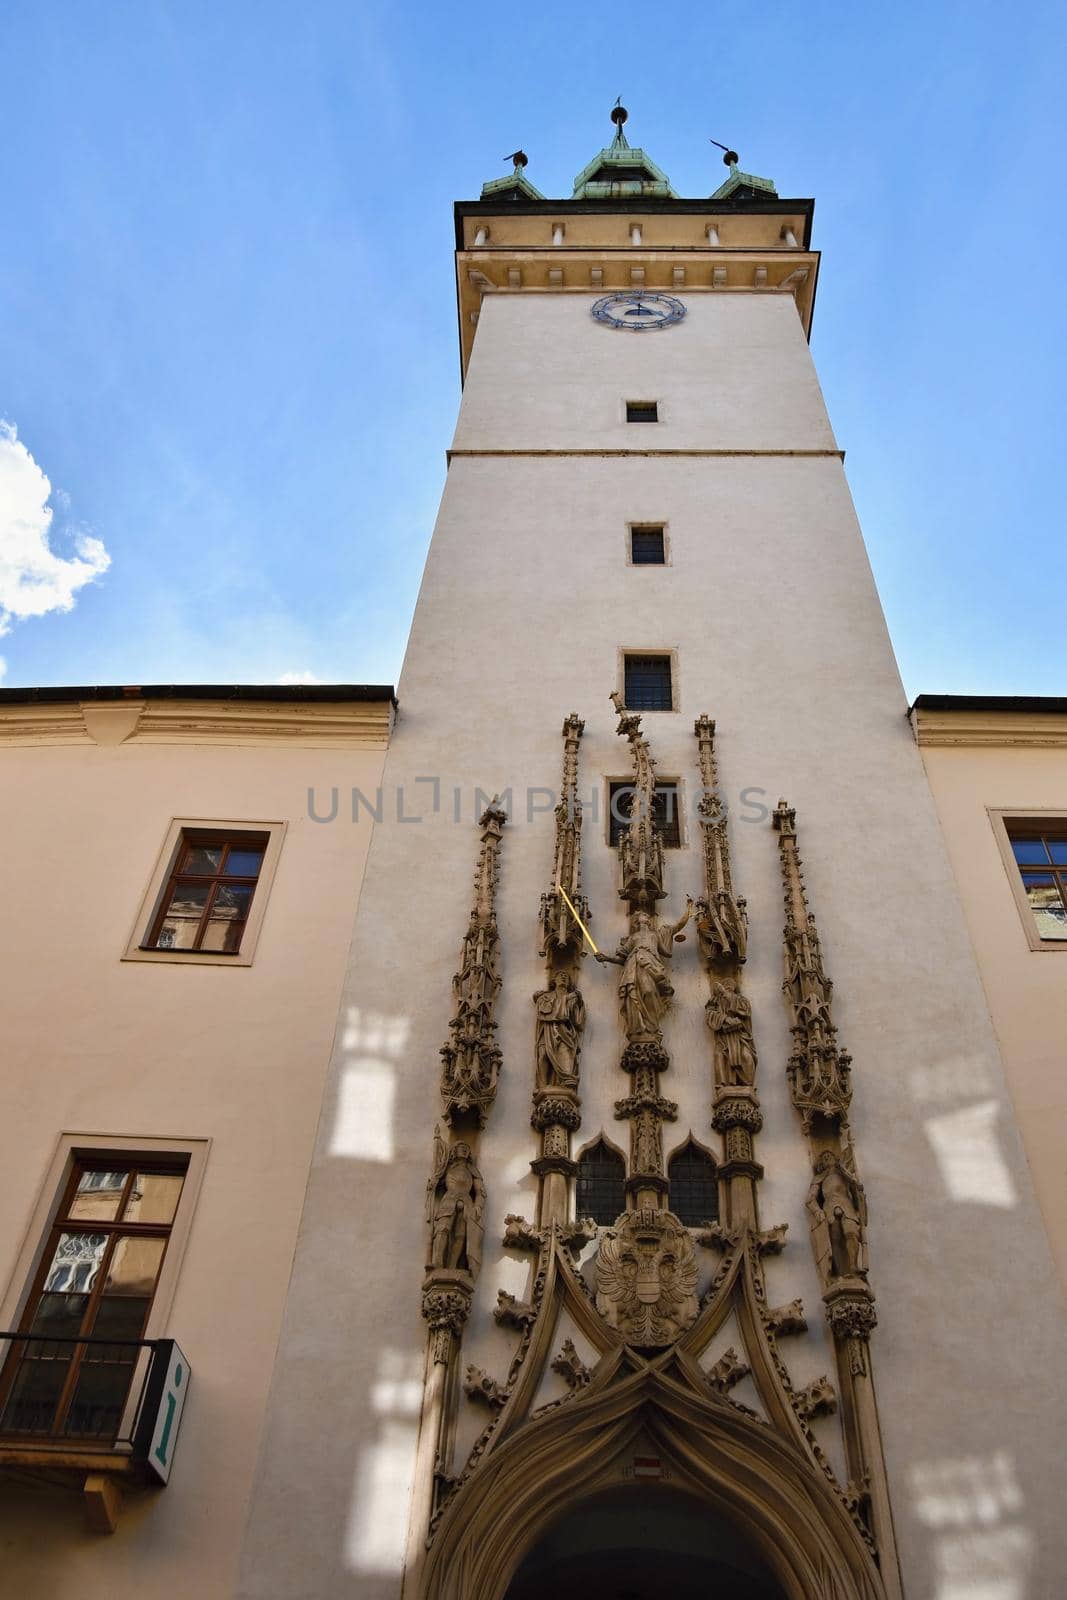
591,293,686,331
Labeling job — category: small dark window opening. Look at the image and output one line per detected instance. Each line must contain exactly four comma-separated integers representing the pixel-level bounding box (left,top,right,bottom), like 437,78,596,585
669,1142,719,1228
623,653,673,711
626,401,658,423
608,782,681,848
630,526,665,565
576,1139,625,1226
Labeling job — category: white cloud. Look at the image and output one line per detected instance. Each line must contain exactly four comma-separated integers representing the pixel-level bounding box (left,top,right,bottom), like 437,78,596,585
0,656,6,682
0,420,110,638
277,669,322,685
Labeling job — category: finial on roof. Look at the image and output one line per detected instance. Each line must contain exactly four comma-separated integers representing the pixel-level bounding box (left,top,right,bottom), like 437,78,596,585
708,136,778,201
480,147,544,201
610,97,630,150
503,150,529,171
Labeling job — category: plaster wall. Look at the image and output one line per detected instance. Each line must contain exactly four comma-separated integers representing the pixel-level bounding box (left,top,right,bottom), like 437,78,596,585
241,294,1067,1600
917,739,1067,1300
0,724,387,1598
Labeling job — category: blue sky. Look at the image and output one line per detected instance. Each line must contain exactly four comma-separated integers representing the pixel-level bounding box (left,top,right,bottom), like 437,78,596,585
2,1,1064,698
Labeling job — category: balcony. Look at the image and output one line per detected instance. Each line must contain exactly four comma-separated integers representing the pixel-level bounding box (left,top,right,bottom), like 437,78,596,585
0,1331,190,1531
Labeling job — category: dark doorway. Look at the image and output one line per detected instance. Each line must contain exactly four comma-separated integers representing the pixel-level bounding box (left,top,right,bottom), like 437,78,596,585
504,1484,787,1600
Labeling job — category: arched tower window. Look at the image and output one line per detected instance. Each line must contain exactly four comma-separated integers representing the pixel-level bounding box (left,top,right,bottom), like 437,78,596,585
576,1139,625,1225
668,1139,719,1228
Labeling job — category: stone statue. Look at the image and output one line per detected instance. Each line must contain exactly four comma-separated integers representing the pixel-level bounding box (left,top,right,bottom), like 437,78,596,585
806,1151,868,1283
427,1135,486,1280
595,902,693,1040
696,890,748,966
532,972,585,1091
706,979,758,1087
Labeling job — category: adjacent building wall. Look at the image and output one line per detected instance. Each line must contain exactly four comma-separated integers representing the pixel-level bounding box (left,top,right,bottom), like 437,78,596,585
0,694,390,1600
914,706,1067,1303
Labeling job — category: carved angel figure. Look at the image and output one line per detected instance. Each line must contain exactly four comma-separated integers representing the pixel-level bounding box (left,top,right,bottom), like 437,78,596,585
595,903,692,1041
532,972,585,1091
595,1209,699,1347
427,1133,486,1281
806,1151,868,1283
706,979,758,1087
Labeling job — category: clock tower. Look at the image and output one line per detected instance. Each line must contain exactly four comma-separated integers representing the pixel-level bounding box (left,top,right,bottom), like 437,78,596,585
239,110,1067,1600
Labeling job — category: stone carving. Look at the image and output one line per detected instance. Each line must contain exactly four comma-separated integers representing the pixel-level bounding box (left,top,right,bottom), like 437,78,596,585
426,1133,486,1280
610,690,666,907
710,1091,764,1135
502,1215,543,1253
765,1299,807,1337
693,717,748,965
532,973,585,1091
550,1339,591,1391
756,1223,789,1255
421,1286,472,1339
706,979,757,1087
494,1291,538,1331
530,1094,582,1132
463,1366,508,1411
559,1217,598,1257
595,1209,699,1347
774,802,852,1129
596,905,692,1041
794,1376,838,1421
539,715,590,959
825,1289,878,1344
440,801,508,1126
706,1346,750,1394
806,1153,868,1285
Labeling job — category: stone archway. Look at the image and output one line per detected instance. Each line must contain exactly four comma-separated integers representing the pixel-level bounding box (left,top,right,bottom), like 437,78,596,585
504,1484,787,1600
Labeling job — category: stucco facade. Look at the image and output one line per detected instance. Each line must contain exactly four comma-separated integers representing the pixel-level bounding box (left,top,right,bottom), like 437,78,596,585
912,699,1067,1304
238,148,1067,1600
0,688,392,1598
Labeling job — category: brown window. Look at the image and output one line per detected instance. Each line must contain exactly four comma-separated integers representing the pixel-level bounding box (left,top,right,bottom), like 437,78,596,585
576,1139,625,1226
0,1157,187,1441
623,653,673,711
145,830,268,954
626,401,658,423
668,1140,718,1228
630,526,665,565
608,781,681,848
1007,824,1067,942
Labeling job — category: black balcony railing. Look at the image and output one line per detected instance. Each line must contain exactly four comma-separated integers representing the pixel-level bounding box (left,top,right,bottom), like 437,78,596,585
0,1332,168,1452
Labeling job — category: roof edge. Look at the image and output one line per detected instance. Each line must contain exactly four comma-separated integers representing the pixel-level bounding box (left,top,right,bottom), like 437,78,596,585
0,683,398,708
910,694,1067,716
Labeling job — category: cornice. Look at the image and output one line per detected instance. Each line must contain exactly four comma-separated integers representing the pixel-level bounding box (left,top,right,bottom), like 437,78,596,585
911,708,1067,748
455,249,820,376
0,698,394,749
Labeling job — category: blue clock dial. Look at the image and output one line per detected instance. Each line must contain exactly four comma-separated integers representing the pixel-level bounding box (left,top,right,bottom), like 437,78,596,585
591,293,686,331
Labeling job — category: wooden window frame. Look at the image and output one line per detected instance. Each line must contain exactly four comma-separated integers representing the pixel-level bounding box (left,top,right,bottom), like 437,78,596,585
123,817,286,967
0,1135,209,1446
989,809,1067,953
0,1157,188,1441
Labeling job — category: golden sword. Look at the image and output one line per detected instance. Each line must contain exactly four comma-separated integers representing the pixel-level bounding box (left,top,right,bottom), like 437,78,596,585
556,882,599,956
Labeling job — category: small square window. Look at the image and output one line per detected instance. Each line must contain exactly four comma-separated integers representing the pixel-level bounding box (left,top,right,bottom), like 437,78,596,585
608,781,681,848
124,818,286,966
630,526,665,565
623,653,673,711
1006,823,1067,943
145,831,268,954
626,401,658,423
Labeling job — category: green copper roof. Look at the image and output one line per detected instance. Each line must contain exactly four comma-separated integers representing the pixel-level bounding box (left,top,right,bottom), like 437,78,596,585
571,105,678,200
480,169,545,201
710,161,778,201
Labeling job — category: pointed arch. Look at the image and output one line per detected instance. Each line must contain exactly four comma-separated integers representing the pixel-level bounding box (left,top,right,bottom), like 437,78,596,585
667,1133,719,1227
420,1361,886,1600
575,1134,625,1225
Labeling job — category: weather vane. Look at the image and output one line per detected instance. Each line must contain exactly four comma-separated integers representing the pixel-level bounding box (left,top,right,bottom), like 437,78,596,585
710,137,739,167
503,149,528,171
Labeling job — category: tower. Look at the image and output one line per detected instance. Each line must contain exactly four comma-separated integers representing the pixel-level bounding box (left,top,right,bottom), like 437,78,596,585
239,111,1067,1598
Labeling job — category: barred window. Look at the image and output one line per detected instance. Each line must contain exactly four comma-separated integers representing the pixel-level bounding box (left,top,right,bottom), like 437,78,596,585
608,782,681,848
623,654,673,712
668,1141,718,1228
630,526,665,565
626,401,658,423
576,1139,625,1226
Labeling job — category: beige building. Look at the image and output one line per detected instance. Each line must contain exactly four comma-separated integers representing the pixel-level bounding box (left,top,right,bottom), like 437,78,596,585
0,685,393,1592
3,111,1067,1600
912,694,1067,1301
